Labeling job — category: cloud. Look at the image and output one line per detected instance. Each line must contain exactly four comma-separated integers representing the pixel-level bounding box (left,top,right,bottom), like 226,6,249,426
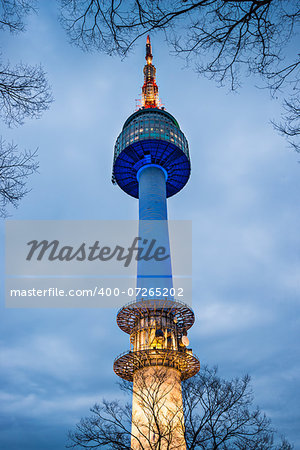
194,300,273,337
0,335,81,378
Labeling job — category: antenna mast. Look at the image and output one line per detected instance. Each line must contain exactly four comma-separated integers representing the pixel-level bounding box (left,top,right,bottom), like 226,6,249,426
141,36,160,108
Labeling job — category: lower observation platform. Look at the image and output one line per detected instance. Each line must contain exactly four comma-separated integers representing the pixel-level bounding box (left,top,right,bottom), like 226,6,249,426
114,348,200,382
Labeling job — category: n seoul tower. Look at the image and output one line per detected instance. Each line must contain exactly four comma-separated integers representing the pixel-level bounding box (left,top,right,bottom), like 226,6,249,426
113,37,200,449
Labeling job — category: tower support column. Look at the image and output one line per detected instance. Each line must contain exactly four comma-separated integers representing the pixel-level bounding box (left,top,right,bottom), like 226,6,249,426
131,366,186,449
137,165,173,298
138,165,168,220
131,165,186,449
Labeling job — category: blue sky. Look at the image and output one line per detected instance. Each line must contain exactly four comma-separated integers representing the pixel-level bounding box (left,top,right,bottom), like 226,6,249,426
1,2,300,449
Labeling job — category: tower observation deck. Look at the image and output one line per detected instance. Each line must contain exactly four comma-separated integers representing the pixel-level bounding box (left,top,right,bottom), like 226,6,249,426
113,37,199,449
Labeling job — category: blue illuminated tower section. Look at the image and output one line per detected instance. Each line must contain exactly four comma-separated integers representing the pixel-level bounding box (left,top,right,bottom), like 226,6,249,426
113,37,199,449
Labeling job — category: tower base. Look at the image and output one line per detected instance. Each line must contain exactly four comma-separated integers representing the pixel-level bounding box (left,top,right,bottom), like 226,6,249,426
131,366,186,449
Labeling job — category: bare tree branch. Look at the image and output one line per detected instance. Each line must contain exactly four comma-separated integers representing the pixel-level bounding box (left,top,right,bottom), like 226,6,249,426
272,97,300,152
0,138,38,217
66,366,293,449
0,0,53,217
0,0,37,33
0,61,53,126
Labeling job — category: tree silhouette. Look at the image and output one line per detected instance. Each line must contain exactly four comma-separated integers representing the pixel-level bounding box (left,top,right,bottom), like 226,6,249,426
0,0,52,125
0,0,36,33
0,61,52,127
0,139,38,217
0,0,52,215
67,366,293,449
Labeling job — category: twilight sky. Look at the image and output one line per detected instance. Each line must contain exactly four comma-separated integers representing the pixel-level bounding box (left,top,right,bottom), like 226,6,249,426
0,2,300,449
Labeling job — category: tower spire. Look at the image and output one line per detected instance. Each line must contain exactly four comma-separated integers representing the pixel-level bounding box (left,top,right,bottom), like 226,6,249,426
142,35,159,108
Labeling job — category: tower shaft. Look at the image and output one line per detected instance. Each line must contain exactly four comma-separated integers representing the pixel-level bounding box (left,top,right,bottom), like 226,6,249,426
132,164,185,448
137,165,173,296
131,367,186,449
138,165,167,220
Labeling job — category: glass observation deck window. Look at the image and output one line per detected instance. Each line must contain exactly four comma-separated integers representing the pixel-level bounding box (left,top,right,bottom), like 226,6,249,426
113,111,190,163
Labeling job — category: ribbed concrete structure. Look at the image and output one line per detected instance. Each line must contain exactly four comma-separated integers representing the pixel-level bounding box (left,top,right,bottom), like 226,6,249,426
113,37,199,449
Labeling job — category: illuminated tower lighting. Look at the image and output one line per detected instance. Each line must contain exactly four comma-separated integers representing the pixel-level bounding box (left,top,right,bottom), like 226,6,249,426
112,36,200,449
142,35,159,108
